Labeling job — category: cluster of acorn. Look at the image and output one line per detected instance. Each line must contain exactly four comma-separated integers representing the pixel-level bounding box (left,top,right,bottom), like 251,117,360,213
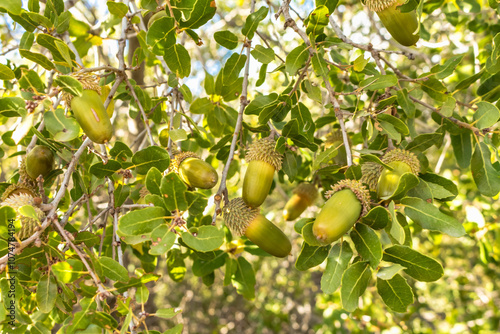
1,145,55,240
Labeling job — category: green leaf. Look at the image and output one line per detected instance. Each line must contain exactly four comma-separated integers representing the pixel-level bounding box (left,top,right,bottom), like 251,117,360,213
454,68,484,91
0,64,15,80
400,197,465,237
164,324,184,334
381,172,420,200
421,77,447,102
149,225,177,255
291,102,315,140
214,30,238,49
440,96,456,117
450,132,472,169
190,97,213,114
341,261,372,312
178,0,216,29
132,146,170,174
192,252,227,276
100,256,129,282
419,173,458,201
146,17,176,55
386,201,405,245
360,74,398,91
306,5,329,36
54,75,83,97
377,274,414,312
431,54,464,79
244,93,279,116
156,308,181,319
316,0,339,13
295,242,331,271
471,142,500,197
473,102,500,129
232,257,256,299
36,275,57,313
321,241,353,294
181,225,224,252
89,160,122,178
405,132,444,153
167,249,186,282
146,167,162,196
286,44,309,75
117,207,166,242
377,114,409,135
0,0,22,14
377,264,406,280
19,49,55,71
350,223,382,268
360,206,390,230
164,44,191,78
107,1,129,18
161,172,188,212
250,45,275,64
301,220,324,246
135,285,149,304
396,89,415,118
383,245,444,282
222,53,247,86
241,6,268,39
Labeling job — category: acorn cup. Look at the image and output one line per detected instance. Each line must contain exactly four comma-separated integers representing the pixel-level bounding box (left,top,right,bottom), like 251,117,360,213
1,183,38,202
283,183,318,221
365,0,420,47
360,161,383,192
224,198,291,258
171,152,218,189
1,193,45,240
25,145,55,180
313,179,370,245
70,89,114,144
376,148,420,200
242,137,283,208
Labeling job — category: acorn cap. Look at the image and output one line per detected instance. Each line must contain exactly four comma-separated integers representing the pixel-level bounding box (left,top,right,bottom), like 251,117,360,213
382,148,420,175
361,162,383,191
293,183,318,204
324,179,371,217
245,138,283,171
365,0,399,12
170,151,199,174
1,183,38,202
324,130,350,147
2,193,45,240
223,197,259,237
61,72,101,106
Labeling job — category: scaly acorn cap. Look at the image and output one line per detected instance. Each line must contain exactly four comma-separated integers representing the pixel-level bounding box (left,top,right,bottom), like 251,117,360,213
382,148,420,174
365,0,399,12
170,151,199,174
1,183,38,202
325,179,371,217
223,197,259,237
293,183,318,204
361,162,383,191
245,137,283,171
62,72,101,106
2,193,45,240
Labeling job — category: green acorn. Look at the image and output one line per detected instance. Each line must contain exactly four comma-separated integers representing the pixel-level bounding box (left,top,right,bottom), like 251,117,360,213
376,148,420,200
365,0,420,46
283,183,318,221
171,152,218,189
361,162,383,191
313,179,370,245
25,145,55,180
242,138,283,208
324,130,350,166
1,193,45,240
71,89,114,144
223,198,291,258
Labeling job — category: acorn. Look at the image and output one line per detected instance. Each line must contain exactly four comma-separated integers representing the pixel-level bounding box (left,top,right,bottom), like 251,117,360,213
324,130,350,166
100,85,115,118
223,197,291,258
242,138,283,207
25,145,55,180
283,183,318,221
376,148,420,200
1,183,38,202
70,89,114,144
360,162,383,191
1,193,45,240
365,0,420,46
171,152,218,189
313,179,370,245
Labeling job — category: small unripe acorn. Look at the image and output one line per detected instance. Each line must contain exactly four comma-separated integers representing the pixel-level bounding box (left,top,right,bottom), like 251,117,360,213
242,137,283,208
376,148,420,200
313,179,370,245
365,0,420,46
171,152,218,189
25,145,55,180
1,193,45,240
283,183,318,221
224,198,291,258
71,89,113,144
100,85,114,118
